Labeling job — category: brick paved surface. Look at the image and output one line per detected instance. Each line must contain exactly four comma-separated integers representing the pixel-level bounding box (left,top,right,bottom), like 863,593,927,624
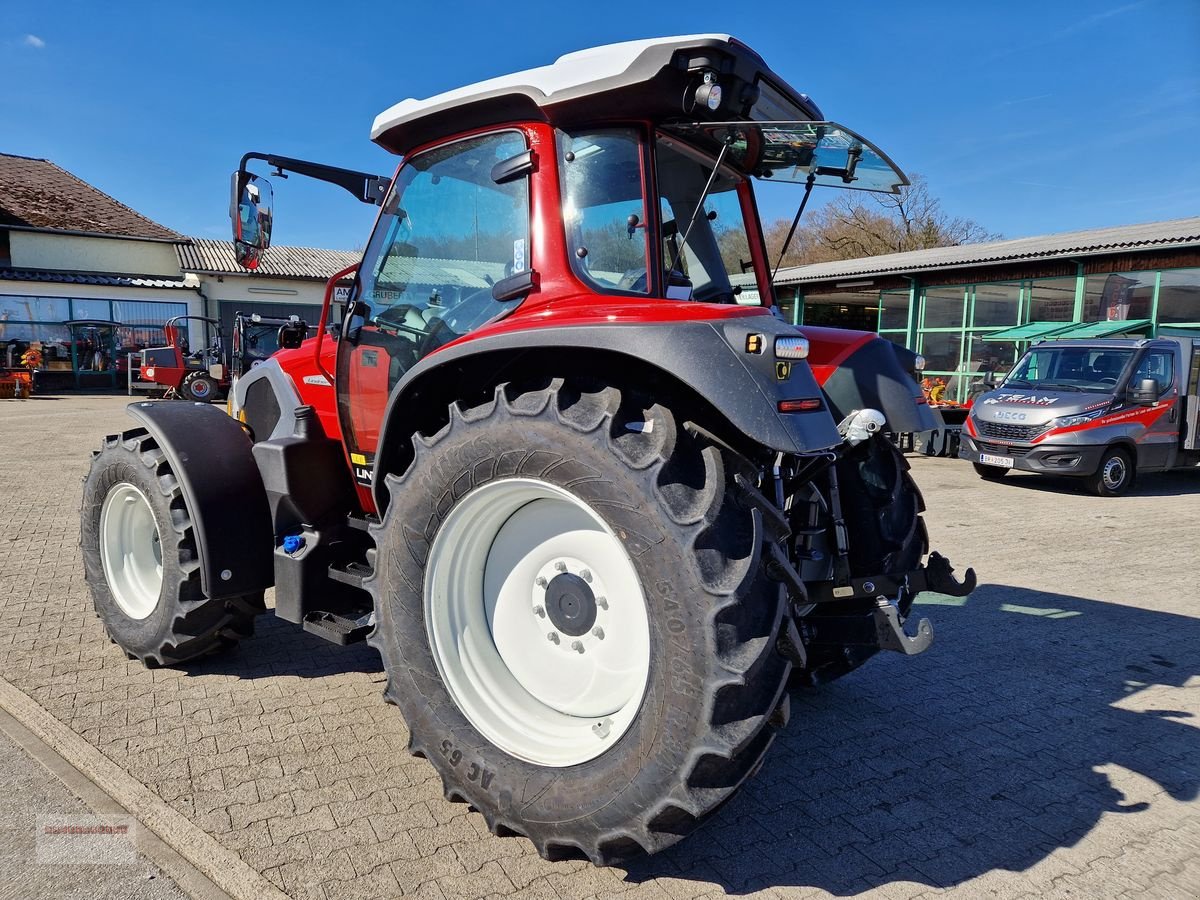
2,393,1199,900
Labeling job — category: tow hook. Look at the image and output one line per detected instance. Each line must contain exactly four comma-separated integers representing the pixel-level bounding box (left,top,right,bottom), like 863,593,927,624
873,600,933,656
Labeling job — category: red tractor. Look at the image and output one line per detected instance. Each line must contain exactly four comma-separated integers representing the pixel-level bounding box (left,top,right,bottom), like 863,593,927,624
139,315,228,402
82,35,973,865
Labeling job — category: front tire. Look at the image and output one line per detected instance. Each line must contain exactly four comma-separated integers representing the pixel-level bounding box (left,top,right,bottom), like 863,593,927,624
366,378,792,865
973,462,1008,480
1086,447,1135,497
81,430,263,666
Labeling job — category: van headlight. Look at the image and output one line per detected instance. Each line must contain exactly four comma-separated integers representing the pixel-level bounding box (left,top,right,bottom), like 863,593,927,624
1049,409,1106,429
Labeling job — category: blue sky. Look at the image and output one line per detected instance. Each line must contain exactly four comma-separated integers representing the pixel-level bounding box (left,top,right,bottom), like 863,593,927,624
2,0,1197,251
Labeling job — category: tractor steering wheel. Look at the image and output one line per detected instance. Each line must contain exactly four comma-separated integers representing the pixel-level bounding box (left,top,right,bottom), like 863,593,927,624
373,304,428,339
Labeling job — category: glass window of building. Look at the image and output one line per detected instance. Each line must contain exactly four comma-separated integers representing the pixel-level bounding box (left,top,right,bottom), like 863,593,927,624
921,286,965,328
1081,271,1155,322
970,282,1021,327
918,331,961,371
801,289,880,331
71,298,113,320
1155,268,1200,324
878,290,910,331
1026,277,1076,321
0,296,71,321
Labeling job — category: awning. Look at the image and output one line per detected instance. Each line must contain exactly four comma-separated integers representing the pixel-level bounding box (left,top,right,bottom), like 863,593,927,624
1045,319,1153,339
984,321,1077,341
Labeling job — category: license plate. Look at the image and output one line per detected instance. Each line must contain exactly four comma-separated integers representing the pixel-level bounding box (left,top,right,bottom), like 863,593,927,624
979,453,1014,468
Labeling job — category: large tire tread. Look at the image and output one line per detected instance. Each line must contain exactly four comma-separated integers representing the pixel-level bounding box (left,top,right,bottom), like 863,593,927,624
82,429,262,667
366,377,791,865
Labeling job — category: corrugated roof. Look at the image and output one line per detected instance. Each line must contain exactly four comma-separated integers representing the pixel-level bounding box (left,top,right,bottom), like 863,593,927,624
775,217,1200,286
177,239,361,280
0,152,182,241
0,268,196,290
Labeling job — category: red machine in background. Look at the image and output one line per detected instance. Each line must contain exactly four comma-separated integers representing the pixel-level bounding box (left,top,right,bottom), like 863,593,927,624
141,313,309,402
139,315,228,401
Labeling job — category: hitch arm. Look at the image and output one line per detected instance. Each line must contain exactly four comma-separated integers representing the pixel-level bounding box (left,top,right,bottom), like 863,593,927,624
806,551,977,605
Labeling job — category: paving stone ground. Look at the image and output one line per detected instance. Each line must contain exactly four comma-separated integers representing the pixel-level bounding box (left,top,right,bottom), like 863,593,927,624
2,393,1199,900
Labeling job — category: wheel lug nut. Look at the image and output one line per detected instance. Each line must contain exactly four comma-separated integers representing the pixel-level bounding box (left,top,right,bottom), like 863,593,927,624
596,596,608,610
580,569,592,583
547,632,559,644
535,576,547,588
592,626,604,639
571,640,585,653
554,561,567,573
533,605,546,618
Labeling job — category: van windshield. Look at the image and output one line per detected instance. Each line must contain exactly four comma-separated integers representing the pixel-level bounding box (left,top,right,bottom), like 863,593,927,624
1005,347,1134,393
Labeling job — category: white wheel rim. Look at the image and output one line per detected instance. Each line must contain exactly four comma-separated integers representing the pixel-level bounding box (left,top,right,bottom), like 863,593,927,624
99,483,164,620
425,477,651,767
190,379,211,399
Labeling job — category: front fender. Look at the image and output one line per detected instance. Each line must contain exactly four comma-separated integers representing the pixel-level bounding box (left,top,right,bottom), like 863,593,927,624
372,318,844,509
125,400,274,599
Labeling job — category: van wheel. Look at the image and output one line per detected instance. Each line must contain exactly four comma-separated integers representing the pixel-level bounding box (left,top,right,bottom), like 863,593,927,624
1087,447,1134,497
972,462,1008,480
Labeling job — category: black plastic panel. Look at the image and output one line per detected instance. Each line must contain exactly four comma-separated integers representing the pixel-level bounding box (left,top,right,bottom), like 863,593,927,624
125,401,274,599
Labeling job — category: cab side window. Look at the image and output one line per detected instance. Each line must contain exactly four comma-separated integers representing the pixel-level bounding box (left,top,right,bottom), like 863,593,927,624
1133,351,1174,396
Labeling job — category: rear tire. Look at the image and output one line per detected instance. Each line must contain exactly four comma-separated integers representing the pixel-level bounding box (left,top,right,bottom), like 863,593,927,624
181,372,218,403
973,462,1008,480
1086,447,1134,497
81,429,263,666
366,378,792,865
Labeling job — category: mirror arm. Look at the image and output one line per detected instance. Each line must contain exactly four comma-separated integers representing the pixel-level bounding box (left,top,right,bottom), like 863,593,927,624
239,152,390,206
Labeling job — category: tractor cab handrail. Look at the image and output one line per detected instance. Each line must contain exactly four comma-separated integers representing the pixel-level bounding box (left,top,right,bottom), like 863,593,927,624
316,263,360,386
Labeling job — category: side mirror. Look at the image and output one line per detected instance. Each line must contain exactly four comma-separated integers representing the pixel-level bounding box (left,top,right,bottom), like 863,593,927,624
277,321,307,351
230,171,274,269
1131,377,1160,406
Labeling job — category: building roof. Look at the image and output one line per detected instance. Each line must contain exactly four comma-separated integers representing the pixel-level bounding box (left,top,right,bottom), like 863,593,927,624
177,239,361,281
0,152,182,242
0,268,197,290
775,217,1200,286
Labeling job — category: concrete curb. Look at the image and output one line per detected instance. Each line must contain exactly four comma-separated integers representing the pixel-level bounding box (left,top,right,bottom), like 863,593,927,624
0,675,290,900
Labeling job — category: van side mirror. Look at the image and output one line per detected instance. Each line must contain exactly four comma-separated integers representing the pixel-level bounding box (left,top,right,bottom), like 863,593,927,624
1131,377,1160,406
230,171,274,269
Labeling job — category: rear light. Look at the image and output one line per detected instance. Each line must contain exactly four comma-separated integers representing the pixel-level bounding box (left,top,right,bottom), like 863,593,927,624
778,398,823,412
144,367,155,378
774,336,809,359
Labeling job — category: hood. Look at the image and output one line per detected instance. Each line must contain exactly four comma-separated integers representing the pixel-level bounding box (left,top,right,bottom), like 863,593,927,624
972,389,1113,427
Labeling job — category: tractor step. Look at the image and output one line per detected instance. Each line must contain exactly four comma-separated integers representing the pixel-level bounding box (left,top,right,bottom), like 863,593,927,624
328,560,373,590
302,610,373,645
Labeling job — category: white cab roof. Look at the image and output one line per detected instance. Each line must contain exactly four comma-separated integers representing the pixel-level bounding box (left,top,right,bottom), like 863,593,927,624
371,34,736,151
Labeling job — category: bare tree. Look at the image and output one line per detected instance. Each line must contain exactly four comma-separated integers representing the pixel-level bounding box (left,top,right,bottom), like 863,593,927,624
765,174,1000,268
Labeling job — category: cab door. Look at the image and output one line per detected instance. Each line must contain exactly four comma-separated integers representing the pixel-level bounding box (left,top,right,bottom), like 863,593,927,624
1131,347,1180,470
335,130,533,492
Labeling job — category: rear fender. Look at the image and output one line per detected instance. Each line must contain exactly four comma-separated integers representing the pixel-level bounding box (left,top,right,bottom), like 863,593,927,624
124,401,274,599
371,318,844,510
